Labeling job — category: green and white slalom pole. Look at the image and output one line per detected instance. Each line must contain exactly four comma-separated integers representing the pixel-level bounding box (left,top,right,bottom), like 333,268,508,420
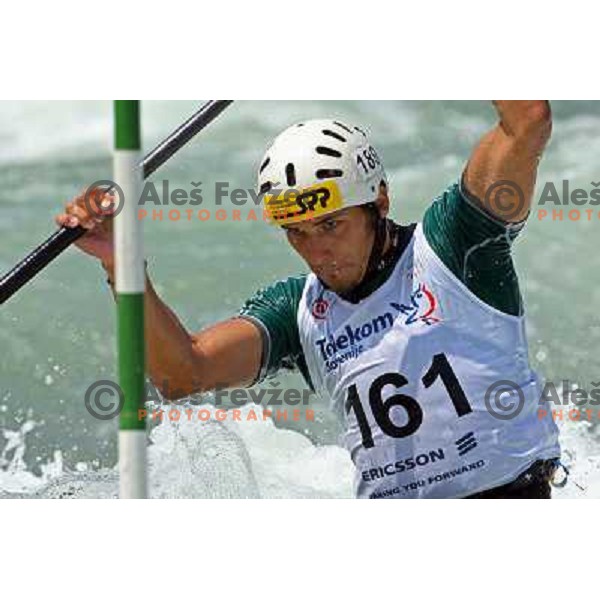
114,101,147,499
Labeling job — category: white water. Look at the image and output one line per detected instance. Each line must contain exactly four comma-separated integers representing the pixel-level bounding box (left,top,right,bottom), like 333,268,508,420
0,403,354,499
0,399,597,499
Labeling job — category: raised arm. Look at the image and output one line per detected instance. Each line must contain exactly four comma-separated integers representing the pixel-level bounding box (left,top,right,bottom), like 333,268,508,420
463,100,552,223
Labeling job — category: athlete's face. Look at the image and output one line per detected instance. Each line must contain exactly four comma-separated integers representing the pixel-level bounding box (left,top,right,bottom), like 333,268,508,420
282,193,390,294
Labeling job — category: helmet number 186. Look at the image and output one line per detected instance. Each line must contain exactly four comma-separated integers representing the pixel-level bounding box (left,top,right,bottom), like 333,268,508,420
356,146,381,177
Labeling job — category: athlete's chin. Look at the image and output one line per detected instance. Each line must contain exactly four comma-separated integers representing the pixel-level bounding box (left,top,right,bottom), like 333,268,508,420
317,271,361,294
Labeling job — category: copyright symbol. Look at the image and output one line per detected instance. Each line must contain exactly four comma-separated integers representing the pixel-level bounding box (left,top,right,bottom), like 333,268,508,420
84,380,124,420
484,380,525,421
83,180,125,221
483,180,525,221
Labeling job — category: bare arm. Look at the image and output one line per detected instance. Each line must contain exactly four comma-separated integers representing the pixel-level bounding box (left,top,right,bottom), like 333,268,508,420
56,188,263,402
464,100,552,223
103,259,263,400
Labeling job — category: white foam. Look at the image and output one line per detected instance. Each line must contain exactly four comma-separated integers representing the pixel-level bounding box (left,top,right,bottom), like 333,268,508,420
0,405,354,499
0,403,596,499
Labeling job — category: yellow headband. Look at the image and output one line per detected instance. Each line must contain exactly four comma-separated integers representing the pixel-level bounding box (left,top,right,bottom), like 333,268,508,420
263,180,344,225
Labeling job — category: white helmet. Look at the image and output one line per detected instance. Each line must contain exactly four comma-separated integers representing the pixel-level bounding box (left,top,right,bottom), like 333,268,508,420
258,119,388,225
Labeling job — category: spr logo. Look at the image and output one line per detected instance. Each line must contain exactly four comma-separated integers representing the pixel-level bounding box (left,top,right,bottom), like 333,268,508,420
311,298,329,319
264,180,344,225
296,187,331,214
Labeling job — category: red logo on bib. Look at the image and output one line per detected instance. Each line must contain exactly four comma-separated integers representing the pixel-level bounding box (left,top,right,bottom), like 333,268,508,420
311,299,329,319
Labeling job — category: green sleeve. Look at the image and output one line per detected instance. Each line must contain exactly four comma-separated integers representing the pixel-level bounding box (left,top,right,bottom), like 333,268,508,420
422,176,526,316
237,275,314,389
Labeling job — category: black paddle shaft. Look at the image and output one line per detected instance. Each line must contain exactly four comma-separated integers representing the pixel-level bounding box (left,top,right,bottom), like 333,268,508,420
0,100,233,305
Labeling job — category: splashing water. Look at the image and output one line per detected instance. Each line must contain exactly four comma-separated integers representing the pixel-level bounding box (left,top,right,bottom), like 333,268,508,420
0,418,64,495
0,404,354,499
0,401,596,499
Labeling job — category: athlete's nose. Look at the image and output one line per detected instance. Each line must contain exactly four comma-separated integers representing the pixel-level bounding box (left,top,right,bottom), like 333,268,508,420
303,234,335,268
